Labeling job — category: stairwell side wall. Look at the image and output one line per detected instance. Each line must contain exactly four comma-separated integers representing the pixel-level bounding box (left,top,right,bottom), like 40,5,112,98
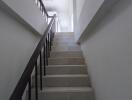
80,0,132,100
0,8,41,100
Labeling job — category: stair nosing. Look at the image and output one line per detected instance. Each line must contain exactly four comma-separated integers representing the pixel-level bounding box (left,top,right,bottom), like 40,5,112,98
43,74,89,78
41,87,93,92
46,65,87,67
51,51,82,53
49,57,84,59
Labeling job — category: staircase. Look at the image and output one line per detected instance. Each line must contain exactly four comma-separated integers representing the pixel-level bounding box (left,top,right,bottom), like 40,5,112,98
31,32,94,100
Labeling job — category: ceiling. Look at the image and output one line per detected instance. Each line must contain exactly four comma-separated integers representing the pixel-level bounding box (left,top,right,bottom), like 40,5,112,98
42,0,73,32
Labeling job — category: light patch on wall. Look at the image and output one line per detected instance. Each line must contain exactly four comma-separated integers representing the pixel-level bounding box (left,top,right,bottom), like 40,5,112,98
43,0,73,32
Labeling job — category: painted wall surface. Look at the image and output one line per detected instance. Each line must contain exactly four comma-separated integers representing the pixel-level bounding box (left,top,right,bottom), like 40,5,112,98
43,0,73,32
1,0,47,35
73,0,85,33
76,0,85,22
81,0,132,100
0,8,40,100
74,0,104,42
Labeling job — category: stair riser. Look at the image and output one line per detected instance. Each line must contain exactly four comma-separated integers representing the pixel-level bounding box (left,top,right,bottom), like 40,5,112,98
54,35,74,38
55,33,74,37
48,58,85,65
53,41,76,45
55,32,74,34
53,42,79,46
53,37,75,43
38,66,87,75
52,46,81,52
30,91,94,100
50,52,83,58
32,76,91,87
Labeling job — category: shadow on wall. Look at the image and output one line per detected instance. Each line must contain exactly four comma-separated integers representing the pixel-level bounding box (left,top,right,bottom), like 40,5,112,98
79,0,130,44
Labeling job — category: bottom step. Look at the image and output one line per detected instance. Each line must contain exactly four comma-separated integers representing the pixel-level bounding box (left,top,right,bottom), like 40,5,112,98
30,87,94,100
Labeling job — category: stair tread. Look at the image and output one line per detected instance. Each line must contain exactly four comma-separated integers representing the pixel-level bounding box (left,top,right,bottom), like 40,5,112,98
46,65,86,67
42,87,93,92
49,57,84,59
55,33,74,35
48,57,85,65
55,32,74,34
52,44,79,47
51,51,82,53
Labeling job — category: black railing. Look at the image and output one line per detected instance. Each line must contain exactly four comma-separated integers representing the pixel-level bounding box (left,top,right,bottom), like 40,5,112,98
9,13,56,100
35,0,53,22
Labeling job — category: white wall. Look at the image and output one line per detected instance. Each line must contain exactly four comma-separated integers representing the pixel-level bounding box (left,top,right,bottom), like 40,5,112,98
44,0,73,32
80,0,132,100
76,0,85,22
0,8,41,100
74,0,104,42
1,0,47,35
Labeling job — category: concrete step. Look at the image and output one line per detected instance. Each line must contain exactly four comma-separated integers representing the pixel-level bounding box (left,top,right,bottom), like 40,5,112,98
38,65,88,75
32,74,91,87
30,87,94,100
48,58,85,65
53,33,76,46
53,42,79,47
46,65,87,75
53,40,76,45
55,32,74,35
53,37,75,43
54,35,74,39
51,45,81,52
50,51,83,58
55,32,74,38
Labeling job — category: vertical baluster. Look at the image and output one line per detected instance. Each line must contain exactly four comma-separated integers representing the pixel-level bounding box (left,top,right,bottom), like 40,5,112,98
39,51,43,90
46,38,48,65
52,23,55,40
48,34,50,56
50,31,52,51
35,61,38,100
50,32,52,51
46,15,48,23
49,32,51,51
50,31,52,47
53,26,55,42
49,33,51,55
43,43,46,76
28,76,31,100
51,26,55,46
50,28,54,51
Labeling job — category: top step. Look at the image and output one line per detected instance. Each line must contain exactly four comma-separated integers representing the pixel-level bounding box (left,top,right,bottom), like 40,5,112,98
55,32,74,35
55,32,74,38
